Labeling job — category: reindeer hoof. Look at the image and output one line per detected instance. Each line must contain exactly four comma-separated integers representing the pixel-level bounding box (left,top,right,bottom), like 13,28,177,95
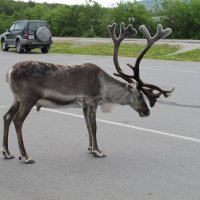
88,146,92,151
3,153,15,159
19,156,35,164
91,150,106,158
1,147,15,159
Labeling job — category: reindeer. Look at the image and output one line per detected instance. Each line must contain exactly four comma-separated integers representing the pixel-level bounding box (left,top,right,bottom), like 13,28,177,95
1,23,174,164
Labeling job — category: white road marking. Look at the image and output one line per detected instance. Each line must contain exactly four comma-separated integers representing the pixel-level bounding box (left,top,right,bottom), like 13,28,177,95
0,105,10,108
142,68,200,74
102,65,200,74
41,108,200,143
1,105,199,143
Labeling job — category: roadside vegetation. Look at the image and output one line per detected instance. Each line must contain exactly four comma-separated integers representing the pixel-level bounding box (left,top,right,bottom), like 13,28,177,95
50,42,177,58
3,41,199,62
0,0,200,39
1,0,199,62
22,42,198,62
49,42,200,62
165,49,200,62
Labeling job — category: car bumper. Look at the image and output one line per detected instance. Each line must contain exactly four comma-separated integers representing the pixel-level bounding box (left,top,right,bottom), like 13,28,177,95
21,39,52,47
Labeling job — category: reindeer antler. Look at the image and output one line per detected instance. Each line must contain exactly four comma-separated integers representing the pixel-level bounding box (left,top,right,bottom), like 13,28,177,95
108,22,137,83
130,24,174,107
108,22,174,107
133,24,172,71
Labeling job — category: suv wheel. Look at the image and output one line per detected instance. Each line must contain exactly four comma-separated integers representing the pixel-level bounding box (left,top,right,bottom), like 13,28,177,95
26,47,31,52
1,40,9,51
41,47,49,53
16,40,24,53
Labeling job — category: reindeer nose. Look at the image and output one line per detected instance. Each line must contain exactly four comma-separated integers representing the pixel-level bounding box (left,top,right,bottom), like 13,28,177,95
144,109,150,116
139,108,150,117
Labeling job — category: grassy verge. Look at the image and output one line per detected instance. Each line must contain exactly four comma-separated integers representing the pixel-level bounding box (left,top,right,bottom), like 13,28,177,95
165,49,200,62
49,42,200,62
3,41,200,62
50,42,178,58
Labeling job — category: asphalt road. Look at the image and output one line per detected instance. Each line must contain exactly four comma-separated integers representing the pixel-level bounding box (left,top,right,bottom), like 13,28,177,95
0,51,200,200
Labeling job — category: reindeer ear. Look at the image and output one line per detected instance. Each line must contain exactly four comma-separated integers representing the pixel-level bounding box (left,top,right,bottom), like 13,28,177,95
128,84,133,89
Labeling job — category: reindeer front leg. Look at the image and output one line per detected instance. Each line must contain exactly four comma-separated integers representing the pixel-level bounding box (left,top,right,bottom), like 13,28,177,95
83,108,92,151
84,106,105,158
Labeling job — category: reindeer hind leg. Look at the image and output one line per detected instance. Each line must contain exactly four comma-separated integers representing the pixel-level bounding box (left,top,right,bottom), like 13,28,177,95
1,100,20,159
13,99,36,164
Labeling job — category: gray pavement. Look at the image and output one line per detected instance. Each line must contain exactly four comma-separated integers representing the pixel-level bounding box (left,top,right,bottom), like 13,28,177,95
0,51,200,200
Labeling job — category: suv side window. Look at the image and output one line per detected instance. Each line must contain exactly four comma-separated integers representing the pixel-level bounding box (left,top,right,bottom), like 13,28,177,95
20,22,26,30
15,22,26,31
9,24,16,32
14,23,21,31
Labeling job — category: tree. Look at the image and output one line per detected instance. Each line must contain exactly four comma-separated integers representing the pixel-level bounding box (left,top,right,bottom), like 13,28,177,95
158,0,200,39
0,0,200,39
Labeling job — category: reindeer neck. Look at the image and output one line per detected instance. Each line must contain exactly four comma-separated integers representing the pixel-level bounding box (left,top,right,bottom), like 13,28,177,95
106,78,130,105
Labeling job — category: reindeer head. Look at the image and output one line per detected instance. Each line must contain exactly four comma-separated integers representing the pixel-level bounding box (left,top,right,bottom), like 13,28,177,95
108,22,174,112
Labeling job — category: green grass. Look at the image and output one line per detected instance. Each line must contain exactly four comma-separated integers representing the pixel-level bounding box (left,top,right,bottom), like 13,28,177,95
165,49,200,62
49,42,200,62
3,41,200,62
49,42,178,58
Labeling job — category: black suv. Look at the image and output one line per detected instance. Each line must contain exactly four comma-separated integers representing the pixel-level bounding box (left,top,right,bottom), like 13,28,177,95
1,20,52,53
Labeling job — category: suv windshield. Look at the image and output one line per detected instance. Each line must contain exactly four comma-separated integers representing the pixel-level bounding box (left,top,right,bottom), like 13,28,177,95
28,22,48,32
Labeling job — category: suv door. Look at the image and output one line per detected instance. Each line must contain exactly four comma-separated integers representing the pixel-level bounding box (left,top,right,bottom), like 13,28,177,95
6,23,16,45
12,22,24,44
